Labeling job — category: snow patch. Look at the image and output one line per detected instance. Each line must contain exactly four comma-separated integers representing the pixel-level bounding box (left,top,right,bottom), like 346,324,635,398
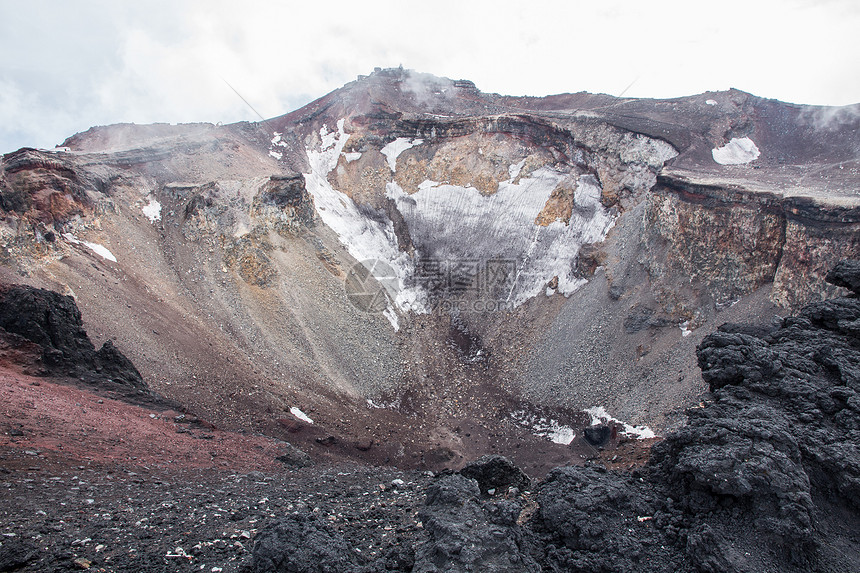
680,321,692,337
511,410,576,445
343,152,362,163
389,171,615,306
584,406,655,440
142,198,161,223
290,407,313,424
303,120,426,320
705,99,718,106
270,132,288,148
381,138,423,172
306,122,616,316
268,131,288,160
366,398,400,410
62,234,117,262
712,137,760,165
83,242,117,262
619,134,679,169
383,307,400,331
547,425,575,445
508,159,526,180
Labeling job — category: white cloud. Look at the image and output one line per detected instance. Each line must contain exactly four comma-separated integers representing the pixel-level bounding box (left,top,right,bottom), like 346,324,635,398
1,0,857,153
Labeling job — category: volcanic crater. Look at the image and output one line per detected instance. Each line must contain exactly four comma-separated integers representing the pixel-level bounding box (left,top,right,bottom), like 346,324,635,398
1,68,859,572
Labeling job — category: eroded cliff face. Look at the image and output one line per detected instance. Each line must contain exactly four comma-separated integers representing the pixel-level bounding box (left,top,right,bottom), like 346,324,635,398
294,113,674,316
644,173,860,319
0,68,857,470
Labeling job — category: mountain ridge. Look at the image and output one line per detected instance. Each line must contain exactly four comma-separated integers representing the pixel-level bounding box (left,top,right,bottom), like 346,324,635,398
1,68,858,474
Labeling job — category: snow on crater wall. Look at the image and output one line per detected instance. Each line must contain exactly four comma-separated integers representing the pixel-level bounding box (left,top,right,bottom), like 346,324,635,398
585,406,655,439
303,120,426,314
304,119,619,318
388,170,615,306
142,197,161,223
381,137,423,172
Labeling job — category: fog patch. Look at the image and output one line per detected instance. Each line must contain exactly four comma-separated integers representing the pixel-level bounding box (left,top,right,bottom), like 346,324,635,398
800,103,860,131
402,71,455,106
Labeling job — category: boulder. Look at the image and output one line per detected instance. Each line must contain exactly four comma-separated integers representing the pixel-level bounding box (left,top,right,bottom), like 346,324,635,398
248,512,358,573
0,284,146,390
459,455,530,495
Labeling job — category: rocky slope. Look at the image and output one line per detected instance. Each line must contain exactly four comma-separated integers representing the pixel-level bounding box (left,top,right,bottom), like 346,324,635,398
0,68,858,473
1,262,858,572
243,260,860,573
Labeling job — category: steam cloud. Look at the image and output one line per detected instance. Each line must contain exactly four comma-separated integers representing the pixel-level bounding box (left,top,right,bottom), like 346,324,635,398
402,71,456,106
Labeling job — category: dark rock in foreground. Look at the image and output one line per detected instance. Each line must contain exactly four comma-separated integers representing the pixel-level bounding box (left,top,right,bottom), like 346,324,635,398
826,259,860,295
458,455,530,495
537,464,687,572
248,512,358,573
0,539,38,571
247,261,860,573
533,260,860,572
413,474,539,572
0,283,146,390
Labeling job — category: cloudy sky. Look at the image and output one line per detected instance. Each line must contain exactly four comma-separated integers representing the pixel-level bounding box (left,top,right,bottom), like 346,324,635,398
1,0,857,153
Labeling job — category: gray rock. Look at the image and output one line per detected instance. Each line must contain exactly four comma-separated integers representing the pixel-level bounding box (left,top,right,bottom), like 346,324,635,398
825,259,860,295
274,443,312,468
413,474,539,573
459,455,530,495
248,512,358,573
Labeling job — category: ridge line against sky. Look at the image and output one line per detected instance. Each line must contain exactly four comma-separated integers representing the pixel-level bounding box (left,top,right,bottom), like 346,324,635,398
1,0,858,153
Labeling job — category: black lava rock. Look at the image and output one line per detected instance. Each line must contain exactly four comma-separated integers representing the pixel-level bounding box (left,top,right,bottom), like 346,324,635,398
537,464,684,573
583,424,612,446
459,455,530,495
0,284,146,390
248,512,358,573
531,260,860,572
0,539,38,572
413,474,539,572
825,259,860,295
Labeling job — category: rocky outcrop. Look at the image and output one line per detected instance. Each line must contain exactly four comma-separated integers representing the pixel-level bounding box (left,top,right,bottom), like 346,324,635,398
826,259,860,294
165,175,315,288
645,172,860,315
248,512,358,573
0,149,101,225
538,260,860,571
0,149,113,272
412,474,539,573
251,174,316,236
0,284,146,390
459,455,530,495
537,464,686,572
274,442,313,468
772,205,860,308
